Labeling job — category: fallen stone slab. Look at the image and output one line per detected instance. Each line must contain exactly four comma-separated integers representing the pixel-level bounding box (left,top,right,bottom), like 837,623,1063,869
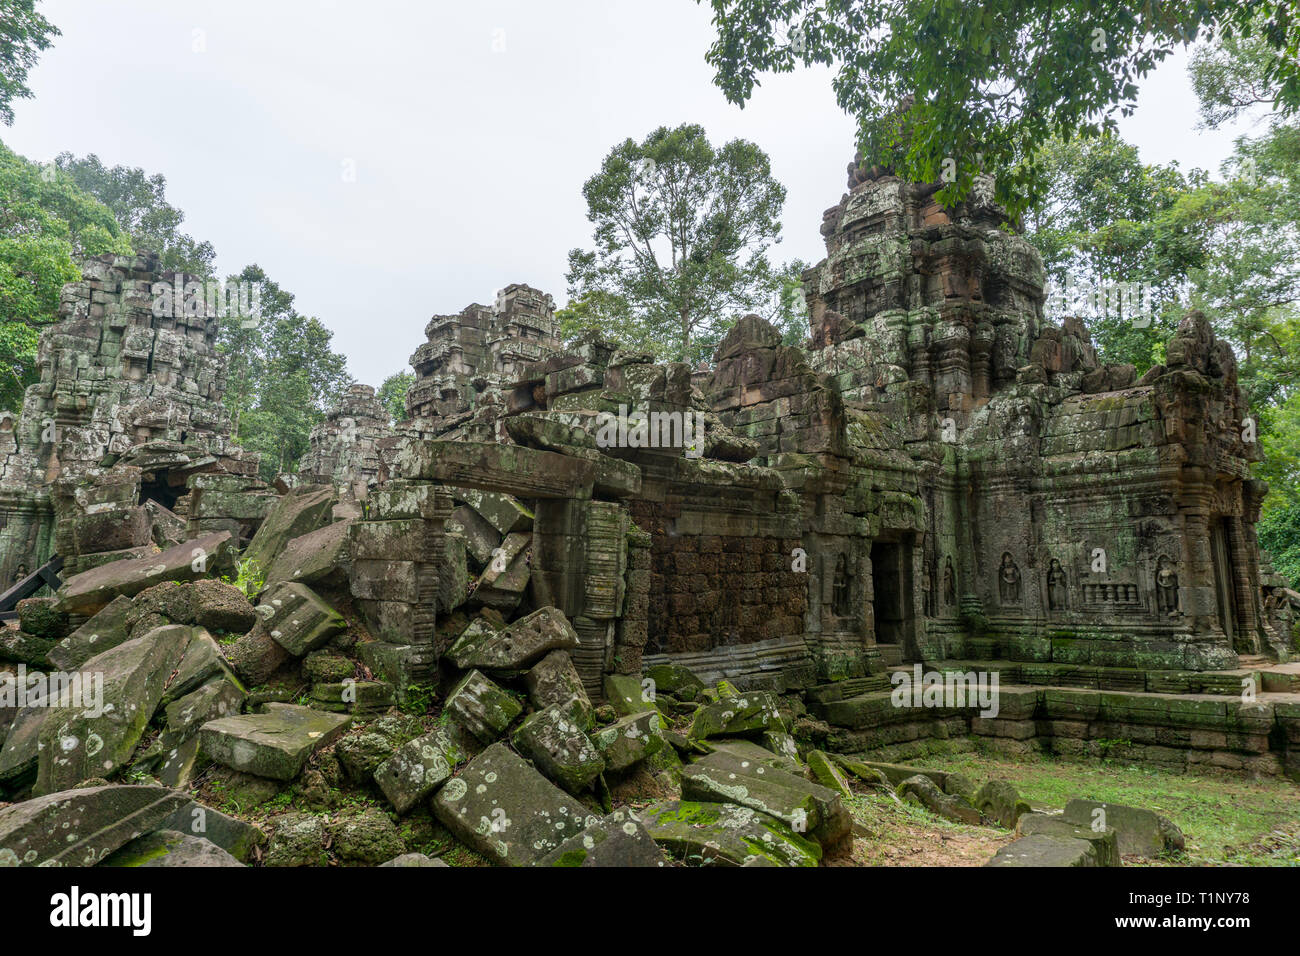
448,605,577,671
0,784,190,866
444,669,523,742
985,832,1112,867
0,705,47,787
432,742,597,866
223,623,292,685
847,760,950,788
446,505,502,566
524,650,594,729
644,663,705,700
57,531,236,616
161,628,235,703
102,829,243,867
256,582,347,657
640,800,821,867
381,852,449,867
680,750,851,848
457,489,533,536
536,808,668,867
150,677,246,788
593,710,667,773
831,755,892,788
35,624,194,795
199,703,351,780
470,532,531,613
1061,799,1185,858
0,630,53,667
157,801,266,861
263,518,353,591
1017,813,1120,866
897,774,982,826
243,485,337,571
807,750,853,798
605,672,654,716
511,704,604,794
688,691,783,740
310,679,396,715
191,579,258,635
974,779,1033,829
702,738,802,774
373,727,465,814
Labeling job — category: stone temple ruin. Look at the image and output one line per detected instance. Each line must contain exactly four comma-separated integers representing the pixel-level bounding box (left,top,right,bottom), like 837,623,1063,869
0,160,1297,868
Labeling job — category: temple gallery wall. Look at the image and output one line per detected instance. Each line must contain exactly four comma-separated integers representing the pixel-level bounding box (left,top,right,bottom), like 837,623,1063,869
1,160,1294,731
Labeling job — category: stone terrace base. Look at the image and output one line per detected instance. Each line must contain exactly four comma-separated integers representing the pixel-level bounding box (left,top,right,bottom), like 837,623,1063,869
640,634,817,693
810,667,1300,782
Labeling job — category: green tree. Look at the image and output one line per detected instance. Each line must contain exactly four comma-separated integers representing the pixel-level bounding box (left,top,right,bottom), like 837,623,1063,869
54,152,216,275
0,139,132,410
699,0,1300,213
377,371,413,423
215,265,352,480
0,1,59,126
763,258,810,346
1023,133,1207,371
566,124,787,364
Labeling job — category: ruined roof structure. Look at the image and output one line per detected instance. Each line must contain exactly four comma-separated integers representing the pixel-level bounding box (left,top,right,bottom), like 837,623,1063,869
0,160,1297,871
405,282,562,441
0,252,260,581
297,383,390,494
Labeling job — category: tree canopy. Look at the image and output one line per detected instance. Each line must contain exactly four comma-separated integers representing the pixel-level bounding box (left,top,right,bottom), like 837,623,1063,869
54,152,216,275
566,123,787,364
216,264,353,481
377,371,413,424
700,0,1300,213
0,0,59,126
0,139,133,410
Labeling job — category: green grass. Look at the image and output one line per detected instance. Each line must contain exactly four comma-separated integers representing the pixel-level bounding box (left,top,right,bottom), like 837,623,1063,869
906,749,1300,866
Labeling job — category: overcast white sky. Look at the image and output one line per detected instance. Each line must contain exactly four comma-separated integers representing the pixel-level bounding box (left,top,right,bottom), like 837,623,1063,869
2,0,1261,388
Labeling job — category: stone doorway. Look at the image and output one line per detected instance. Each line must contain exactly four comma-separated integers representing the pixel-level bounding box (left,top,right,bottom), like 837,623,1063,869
871,539,913,656
1211,519,1239,646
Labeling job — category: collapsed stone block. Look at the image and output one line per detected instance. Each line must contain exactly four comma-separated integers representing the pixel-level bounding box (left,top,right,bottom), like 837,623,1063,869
680,749,851,847
256,581,347,657
448,605,577,671
535,808,668,867
373,727,465,814
593,710,667,773
243,485,337,571
199,703,351,780
0,784,191,867
1061,798,1185,858
444,669,523,742
511,703,604,794
639,800,821,867
35,624,194,795
56,531,236,616
432,741,597,866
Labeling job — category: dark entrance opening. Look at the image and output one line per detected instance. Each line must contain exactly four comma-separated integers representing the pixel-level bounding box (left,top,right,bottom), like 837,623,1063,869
139,472,181,511
870,540,912,647
1211,519,1239,646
